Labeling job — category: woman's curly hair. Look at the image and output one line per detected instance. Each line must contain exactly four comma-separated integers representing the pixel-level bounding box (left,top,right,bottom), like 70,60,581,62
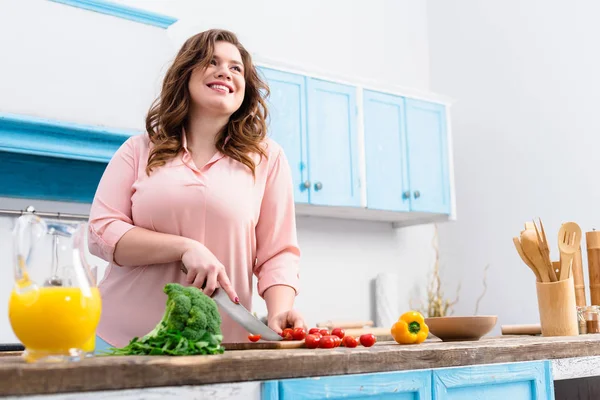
145,29,269,177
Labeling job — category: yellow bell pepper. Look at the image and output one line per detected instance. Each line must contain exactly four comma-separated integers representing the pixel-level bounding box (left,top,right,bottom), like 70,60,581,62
391,311,429,345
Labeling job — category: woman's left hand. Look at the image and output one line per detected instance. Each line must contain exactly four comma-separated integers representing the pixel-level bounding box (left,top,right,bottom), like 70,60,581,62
268,309,306,335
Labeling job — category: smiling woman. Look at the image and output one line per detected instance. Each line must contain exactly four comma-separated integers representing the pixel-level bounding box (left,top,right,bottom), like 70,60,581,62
87,29,306,348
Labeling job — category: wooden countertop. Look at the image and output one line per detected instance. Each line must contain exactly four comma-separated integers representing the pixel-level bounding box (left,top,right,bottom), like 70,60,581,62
3,334,600,396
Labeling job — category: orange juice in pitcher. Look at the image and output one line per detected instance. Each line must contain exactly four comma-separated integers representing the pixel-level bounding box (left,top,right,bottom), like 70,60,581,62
10,214,102,362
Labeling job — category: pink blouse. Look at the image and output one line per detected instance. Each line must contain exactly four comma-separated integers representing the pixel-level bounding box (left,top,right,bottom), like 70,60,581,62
88,133,300,347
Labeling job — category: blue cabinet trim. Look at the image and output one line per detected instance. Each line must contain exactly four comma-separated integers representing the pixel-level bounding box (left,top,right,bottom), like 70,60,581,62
48,0,178,28
0,112,136,163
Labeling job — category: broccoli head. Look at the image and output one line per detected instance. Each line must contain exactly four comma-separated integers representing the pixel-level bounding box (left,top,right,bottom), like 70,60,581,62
102,283,225,356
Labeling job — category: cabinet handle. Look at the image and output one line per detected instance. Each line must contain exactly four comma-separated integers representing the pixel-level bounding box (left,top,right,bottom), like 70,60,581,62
413,190,421,199
301,180,311,190
402,191,410,200
314,182,323,191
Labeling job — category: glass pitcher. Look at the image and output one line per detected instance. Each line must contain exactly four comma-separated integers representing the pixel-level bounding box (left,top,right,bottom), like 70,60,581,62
9,213,102,363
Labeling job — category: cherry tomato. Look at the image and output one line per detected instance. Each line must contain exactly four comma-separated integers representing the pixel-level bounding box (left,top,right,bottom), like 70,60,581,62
333,335,342,347
311,332,323,340
292,327,306,341
248,334,261,342
282,328,294,340
304,334,321,349
319,329,330,336
319,335,336,349
331,328,345,339
308,328,321,335
360,333,377,347
342,335,358,348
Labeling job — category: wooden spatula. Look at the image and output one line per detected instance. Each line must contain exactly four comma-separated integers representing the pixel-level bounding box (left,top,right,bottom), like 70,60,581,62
520,230,552,282
513,237,542,281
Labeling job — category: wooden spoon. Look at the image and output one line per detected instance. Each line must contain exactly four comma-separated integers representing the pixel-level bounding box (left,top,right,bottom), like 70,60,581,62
558,222,582,280
513,237,542,282
521,230,552,282
532,219,557,281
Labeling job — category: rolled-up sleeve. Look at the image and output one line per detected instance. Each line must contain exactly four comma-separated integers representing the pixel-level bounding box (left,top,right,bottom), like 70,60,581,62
254,149,301,297
88,137,138,264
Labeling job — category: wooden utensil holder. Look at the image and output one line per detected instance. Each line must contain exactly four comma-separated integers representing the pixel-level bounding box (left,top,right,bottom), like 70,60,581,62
536,276,579,336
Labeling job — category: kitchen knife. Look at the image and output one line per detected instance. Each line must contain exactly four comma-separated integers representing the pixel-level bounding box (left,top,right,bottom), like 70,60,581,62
210,288,282,341
180,264,282,341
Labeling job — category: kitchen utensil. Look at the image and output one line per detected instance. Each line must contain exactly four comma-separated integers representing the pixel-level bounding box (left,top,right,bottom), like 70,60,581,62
571,245,587,306
317,320,374,329
10,215,101,363
558,222,582,281
501,324,541,336
513,237,542,281
211,289,282,341
532,219,556,281
552,261,561,284
536,276,579,337
586,230,600,305
520,231,552,282
178,264,282,341
424,315,497,342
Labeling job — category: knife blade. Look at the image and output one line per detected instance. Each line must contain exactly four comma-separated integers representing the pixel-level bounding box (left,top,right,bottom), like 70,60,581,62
211,288,282,341
179,263,282,341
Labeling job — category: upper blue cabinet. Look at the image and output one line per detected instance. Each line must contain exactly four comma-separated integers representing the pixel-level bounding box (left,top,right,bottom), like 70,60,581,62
363,90,410,212
363,90,451,215
404,98,451,214
306,78,360,207
259,67,361,208
256,66,454,224
259,67,309,204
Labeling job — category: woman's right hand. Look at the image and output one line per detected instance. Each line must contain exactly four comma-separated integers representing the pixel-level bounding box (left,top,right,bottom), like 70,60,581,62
181,241,239,303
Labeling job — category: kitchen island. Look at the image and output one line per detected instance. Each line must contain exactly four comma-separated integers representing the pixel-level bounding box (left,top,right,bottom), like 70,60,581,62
2,334,600,399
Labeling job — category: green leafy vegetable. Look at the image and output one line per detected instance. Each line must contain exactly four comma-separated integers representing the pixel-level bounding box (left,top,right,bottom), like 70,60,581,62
101,283,225,356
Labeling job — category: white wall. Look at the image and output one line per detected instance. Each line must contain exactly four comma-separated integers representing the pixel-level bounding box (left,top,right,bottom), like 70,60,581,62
0,0,173,130
428,0,600,333
0,0,436,342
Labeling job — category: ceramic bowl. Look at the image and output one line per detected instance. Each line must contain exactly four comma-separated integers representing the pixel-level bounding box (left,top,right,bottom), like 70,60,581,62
424,315,498,342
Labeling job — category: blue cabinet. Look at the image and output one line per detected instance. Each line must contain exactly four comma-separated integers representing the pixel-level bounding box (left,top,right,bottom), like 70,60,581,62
306,78,360,207
405,99,451,214
433,361,554,400
363,90,451,214
262,370,432,400
262,361,554,400
363,90,410,212
259,68,361,208
259,67,309,204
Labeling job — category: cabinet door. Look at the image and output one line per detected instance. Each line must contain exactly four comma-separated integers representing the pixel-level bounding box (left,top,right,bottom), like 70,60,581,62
306,78,360,207
433,361,554,400
363,90,410,212
405,99,451,214
259,67,309,204
264,370,432,399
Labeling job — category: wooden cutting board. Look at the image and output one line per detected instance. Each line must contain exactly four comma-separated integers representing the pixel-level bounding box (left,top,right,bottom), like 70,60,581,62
223,327,392,350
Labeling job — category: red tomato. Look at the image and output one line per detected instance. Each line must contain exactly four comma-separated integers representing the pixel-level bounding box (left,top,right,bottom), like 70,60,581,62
331,328,345,339
248,334,261,342
292,327,306,341
304,334,321,349
308,328,321,335
319,335,336,349
319,329,330,336
360,333,377,347
333,336,342,347
342,336,358,348
282,328,294,340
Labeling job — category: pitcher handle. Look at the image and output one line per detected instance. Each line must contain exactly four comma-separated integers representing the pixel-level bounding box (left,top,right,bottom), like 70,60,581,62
12,214,47,286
